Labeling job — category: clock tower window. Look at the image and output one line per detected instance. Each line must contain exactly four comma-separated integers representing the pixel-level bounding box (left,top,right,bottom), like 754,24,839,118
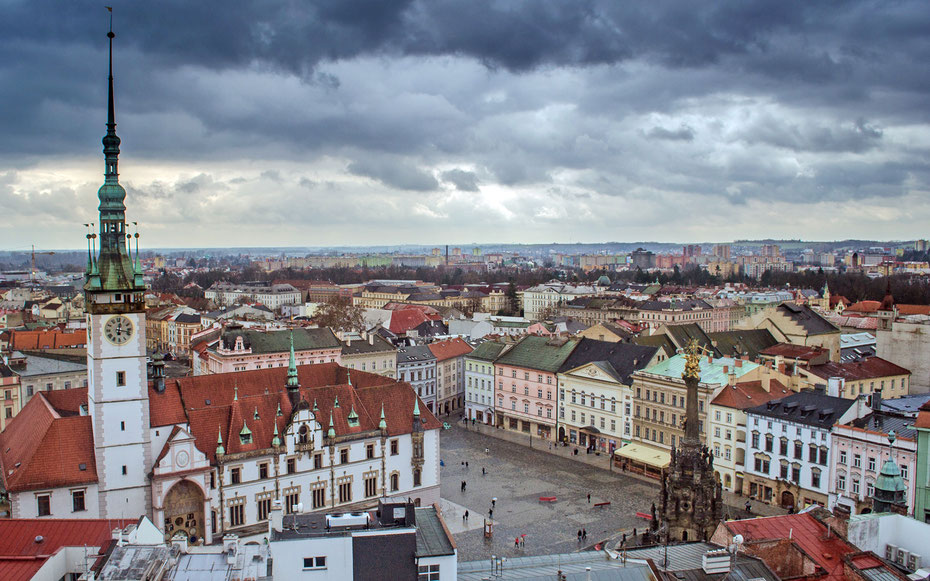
116,371,125,386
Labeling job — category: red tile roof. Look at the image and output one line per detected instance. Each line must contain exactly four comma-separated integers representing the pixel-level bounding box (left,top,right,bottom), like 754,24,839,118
383,303,441,319
388,309,432,334
807,356,911,381
10,329,87,350
157,363,441,463
0,518,134,581
0,390,97,493
710,379,790,410
896,304,930,316
845,300,882,313
724,513,857,581
427,337,473,362
759,343,828,361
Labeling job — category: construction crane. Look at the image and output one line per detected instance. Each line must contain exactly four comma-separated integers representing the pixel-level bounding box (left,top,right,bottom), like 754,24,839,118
31,244,56,287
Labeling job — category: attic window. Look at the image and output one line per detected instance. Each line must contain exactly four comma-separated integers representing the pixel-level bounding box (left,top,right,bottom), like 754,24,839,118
78,463,87,471
205,399,211,406
240,422,252,445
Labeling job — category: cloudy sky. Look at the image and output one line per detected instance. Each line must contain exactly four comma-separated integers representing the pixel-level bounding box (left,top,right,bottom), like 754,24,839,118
1,1,929,250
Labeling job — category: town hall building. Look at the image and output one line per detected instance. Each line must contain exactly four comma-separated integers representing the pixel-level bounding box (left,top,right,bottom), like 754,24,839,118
0,24,442,544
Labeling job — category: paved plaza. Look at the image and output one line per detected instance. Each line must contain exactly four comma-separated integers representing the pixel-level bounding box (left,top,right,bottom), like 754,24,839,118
439,421,784,562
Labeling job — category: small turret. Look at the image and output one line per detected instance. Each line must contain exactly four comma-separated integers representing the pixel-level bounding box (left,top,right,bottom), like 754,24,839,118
347,405,359,427
216,427,225,456
379,403,387,431
327,412,336,439
272,423,281,447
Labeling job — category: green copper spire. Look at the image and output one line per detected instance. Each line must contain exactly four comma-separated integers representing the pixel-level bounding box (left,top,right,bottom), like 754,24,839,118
413,396,420,417
334,395,339,408
287,331,299,388
239,420,252,444
347,405,359,427
312,398,318,412
347,370,352,387
327,412,336,438
216,427,225,455
254,407,260,420
85,9,144,296
272,423,281,447
276,403,283,417
378,403,387,430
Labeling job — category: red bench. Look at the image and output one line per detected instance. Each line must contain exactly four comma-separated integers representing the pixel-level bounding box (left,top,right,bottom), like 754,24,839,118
635,511,653,520
539,496,557,502
594,501,611,508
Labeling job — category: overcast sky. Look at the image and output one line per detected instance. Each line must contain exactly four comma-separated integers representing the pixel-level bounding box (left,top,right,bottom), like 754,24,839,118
1,1,929,250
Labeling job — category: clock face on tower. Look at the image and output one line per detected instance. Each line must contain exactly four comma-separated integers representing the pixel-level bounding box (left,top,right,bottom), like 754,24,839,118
104,315,134,345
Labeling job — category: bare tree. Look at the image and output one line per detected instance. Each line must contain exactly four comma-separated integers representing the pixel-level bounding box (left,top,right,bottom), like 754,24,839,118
313,294,365,333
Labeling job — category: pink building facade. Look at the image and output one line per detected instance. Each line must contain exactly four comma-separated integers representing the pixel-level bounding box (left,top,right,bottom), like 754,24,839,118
829,422,917,516
194,326,342,375
493,362,558,440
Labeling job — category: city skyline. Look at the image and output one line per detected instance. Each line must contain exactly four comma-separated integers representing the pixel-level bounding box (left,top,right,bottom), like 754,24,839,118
1,2,929,249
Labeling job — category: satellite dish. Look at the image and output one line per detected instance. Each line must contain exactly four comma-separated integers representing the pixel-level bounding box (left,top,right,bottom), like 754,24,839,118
733,534,744,545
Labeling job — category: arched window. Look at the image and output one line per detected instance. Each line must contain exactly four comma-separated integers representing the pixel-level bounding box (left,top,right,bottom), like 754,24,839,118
413,469,421,487
390,473,399,492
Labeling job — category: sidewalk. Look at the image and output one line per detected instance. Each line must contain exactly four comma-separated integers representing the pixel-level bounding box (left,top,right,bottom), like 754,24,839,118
456,419,785,518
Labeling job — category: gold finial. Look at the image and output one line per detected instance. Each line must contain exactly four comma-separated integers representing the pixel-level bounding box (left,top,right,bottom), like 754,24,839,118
683,339,702,380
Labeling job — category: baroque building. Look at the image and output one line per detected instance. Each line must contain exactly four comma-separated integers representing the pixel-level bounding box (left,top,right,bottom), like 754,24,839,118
656,340,722,542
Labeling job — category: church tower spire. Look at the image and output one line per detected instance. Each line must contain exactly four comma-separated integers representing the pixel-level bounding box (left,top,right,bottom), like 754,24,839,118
86,8,144,297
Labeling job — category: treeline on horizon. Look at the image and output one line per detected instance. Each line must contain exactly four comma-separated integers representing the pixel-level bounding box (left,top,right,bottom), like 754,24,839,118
145,257,930,306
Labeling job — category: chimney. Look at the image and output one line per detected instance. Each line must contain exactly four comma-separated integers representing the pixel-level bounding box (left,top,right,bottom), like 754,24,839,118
871,389,882,413
723,365,729,374
269,499,284,535
369,334,374,345
827,377,843,398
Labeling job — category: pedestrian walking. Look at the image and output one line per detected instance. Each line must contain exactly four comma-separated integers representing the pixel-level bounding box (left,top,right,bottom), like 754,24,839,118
482,467,486,475
521,534,526,547
489,508,493,518
463,480,467,492
587,492,591,503
515,537,520,548
485,447,490,455
465,510,469,521
465,461,469,468
491,497,496,508
463,514,466,524
582,528,587,540
577,530,582,542
461,461,465,467
745,501,752,515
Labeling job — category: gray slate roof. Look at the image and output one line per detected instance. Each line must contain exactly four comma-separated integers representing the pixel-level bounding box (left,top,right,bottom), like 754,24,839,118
559,339,658,384
397,345,436,365
623,542,779,581
746,390,854,429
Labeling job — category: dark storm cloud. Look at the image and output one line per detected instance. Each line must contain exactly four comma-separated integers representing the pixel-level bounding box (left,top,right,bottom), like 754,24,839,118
441,169,479,192
1,0,929,246
347,158,438,191
646,125,695,142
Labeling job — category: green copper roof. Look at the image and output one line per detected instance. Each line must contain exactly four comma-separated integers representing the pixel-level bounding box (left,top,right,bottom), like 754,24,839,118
239,420,252,444
216,427,225,455
642,354,760,384
379,404,387,430
495,336,580,373
466,341,508,362
347,405,359,427
272,424,281,447
327,412,336,438
286,331,299,388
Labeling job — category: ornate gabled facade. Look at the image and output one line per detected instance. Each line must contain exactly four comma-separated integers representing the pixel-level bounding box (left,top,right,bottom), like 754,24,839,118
657,340,722,542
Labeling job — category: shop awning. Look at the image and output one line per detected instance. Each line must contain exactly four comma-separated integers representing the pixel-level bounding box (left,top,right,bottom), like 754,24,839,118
613,443,670,470
580,426,601,434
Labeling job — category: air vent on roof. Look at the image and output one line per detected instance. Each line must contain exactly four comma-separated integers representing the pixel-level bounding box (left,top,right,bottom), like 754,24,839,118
205,399,211,406
35,536,44,544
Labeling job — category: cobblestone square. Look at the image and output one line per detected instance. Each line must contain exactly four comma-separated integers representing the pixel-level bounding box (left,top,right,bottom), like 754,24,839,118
439,421,784,562
438,422,657,561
